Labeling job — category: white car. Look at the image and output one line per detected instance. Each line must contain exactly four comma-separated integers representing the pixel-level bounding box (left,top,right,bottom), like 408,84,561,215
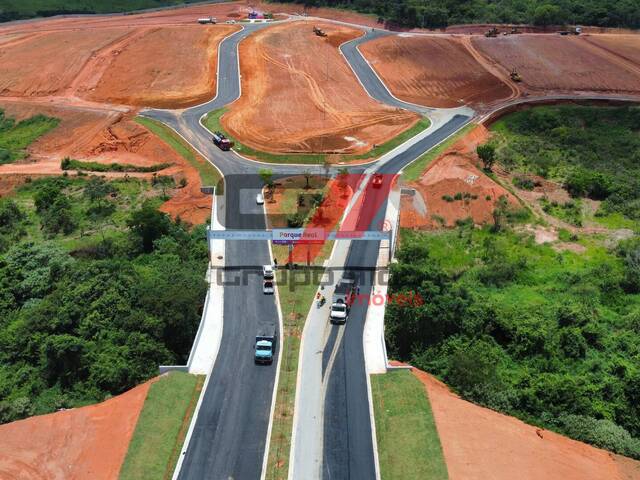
263,265,274,280
256,193,264,205
329,303,348,324
263,280,274,295
225,19,237,24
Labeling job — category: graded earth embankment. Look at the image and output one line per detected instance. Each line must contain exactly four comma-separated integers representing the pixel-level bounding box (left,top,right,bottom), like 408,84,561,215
401,125,518,229
222,21,420,154
411,367,640,480
86,25,239,108
0,28,130,97
583,34,640,66
360,34,512,108
0,380,154,480
472,35,640,94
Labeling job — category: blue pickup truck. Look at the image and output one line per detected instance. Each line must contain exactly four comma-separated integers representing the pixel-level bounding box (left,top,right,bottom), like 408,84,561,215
254,323,277,364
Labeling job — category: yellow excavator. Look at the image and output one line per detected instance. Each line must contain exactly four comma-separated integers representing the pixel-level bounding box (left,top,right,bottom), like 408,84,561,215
510,68,522,82
313,26,327,37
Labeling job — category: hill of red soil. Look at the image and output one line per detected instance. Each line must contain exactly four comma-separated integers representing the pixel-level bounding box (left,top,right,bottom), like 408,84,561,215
0,380,154,480
583,34,640,66
0,28,130,97
410,367,640,480
472,35,640,94
86,25,239,108
401,125,518,229
222,21,420,154
360,34,512,108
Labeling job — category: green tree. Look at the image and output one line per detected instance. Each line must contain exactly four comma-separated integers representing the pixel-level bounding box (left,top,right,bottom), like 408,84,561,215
533,4,565,26
477,144,496,171
127,204,172,252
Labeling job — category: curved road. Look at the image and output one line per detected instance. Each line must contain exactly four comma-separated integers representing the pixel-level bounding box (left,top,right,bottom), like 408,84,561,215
144,23,298,480
144,20,472,480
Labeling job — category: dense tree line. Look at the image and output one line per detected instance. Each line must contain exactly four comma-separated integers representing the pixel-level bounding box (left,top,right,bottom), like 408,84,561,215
386,224,640,459
0,177,208,423
277,0,640,29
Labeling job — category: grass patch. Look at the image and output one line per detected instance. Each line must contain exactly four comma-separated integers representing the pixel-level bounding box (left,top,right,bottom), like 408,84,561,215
0,109,59,163
136,116,221,187
402,123,475,182
119,372,204,480
371,370,448,480
61,157,172,173
202,108,430,165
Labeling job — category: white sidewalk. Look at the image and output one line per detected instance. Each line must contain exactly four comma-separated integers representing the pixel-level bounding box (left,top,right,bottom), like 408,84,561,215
185,198,226,374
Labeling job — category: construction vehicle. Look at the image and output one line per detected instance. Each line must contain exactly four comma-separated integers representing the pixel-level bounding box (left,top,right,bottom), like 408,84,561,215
485,27,499,38
510,68,522,82
212,131,233,151
510,26,521,34
558,26,581,35
254,323,277,364
197,17,216,24
313,26,327,37
330,272,357,324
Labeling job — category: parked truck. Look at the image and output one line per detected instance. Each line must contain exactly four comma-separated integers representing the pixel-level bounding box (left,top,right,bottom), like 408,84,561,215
254,323,277,364
197,17,217,24
212,131,233,151
330,272,357,324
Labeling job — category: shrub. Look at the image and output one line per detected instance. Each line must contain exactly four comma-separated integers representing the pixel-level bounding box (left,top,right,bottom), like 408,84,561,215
513,176,536,190
556,415,640,460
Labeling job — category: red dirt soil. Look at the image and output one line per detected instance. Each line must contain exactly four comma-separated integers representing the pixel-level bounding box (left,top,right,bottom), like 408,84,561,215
0,100,211,224
360,34,512,108
0,28,131,97
222,21,420,154
0,2,269,34
401,125,518,229
0,379,154,480
86,25,239,108
584,34,640,66
410,367,640,480
472,35,640,95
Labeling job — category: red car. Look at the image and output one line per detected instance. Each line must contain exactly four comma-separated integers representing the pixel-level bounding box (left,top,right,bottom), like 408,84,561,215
372,173,383,188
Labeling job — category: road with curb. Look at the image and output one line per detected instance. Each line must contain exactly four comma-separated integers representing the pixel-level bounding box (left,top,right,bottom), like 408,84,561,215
144,23,289,480
143,19,472,480
290,23,473,480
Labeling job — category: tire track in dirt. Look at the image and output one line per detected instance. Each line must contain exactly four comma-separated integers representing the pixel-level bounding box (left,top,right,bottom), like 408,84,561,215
578,36,640,78
460,35,521,102
65,27,154,98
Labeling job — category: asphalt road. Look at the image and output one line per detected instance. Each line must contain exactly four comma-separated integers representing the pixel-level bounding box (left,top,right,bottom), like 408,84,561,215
321,114,470,480
145,24,288,480
142,20,470,480
340,29,433,116
317,29,472,480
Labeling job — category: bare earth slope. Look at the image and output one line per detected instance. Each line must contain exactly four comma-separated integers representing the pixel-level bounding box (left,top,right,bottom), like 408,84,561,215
360,34,512,108
472,35,640,94
583,34,640,65
0,28,130,97
87,25,239,108
0,380,153,480
411,367,640,480
222,21,420,154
